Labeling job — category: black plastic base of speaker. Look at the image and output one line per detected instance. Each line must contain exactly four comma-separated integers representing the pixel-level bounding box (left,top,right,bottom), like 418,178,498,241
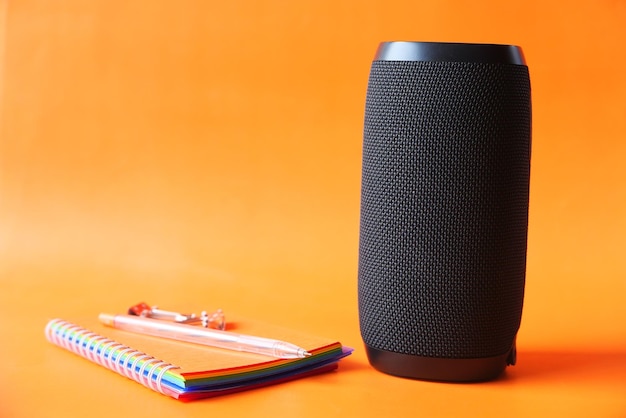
365,344,516,382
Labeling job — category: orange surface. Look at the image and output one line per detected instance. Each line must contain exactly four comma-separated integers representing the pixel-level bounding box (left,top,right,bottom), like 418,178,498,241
1,0,625,416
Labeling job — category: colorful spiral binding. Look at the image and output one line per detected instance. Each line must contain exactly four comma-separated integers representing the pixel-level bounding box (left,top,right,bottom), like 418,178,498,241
45,319,180,398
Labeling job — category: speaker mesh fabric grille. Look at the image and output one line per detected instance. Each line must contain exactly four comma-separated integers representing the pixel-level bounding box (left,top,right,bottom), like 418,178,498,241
358,61,530,359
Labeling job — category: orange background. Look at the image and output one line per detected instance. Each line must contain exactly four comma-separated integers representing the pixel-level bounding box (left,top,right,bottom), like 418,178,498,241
1,0,625,416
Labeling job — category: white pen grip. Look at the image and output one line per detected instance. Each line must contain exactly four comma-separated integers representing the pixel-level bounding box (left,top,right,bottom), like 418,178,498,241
234,334,279,356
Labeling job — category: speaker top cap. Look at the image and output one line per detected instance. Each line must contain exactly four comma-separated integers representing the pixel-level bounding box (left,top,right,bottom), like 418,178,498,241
374,41,526,65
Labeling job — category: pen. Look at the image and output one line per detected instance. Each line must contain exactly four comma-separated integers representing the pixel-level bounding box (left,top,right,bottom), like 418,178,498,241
99,313,312,359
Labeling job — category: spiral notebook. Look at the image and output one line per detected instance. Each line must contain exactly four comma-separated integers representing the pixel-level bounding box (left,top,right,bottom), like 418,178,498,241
45,317,352,401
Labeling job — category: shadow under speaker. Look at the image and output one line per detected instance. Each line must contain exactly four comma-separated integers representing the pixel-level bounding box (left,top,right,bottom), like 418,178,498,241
358,41,531,382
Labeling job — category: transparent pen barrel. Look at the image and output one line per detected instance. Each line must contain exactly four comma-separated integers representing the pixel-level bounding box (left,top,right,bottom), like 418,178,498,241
102,314,309,359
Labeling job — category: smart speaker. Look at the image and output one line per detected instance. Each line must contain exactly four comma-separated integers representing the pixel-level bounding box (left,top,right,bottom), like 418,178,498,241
357,41,531,382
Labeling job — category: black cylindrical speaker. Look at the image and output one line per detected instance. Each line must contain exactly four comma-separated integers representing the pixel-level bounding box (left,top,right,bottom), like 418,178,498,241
358,41,531,382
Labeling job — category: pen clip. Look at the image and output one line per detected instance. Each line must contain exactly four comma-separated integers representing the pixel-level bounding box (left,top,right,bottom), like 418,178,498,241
128,302,226,330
